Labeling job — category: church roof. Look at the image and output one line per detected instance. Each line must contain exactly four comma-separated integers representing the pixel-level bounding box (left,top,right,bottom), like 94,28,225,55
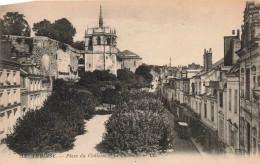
85,6,117,37
117,50,142,59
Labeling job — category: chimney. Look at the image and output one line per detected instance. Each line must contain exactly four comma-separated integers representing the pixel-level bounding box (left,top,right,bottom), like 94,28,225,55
237,29,240,39
203,48,212,72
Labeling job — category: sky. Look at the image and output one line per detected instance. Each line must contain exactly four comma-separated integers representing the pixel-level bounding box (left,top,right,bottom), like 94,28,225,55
0,0,249,66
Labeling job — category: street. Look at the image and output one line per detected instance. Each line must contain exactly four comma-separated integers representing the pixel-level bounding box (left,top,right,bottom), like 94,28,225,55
164,110,200,154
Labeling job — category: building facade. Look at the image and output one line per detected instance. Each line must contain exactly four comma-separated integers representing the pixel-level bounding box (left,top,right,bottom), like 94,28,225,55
20,59,51,115
237,1,260,154
0,40,21,141
84,6,118,75
117,50,142,73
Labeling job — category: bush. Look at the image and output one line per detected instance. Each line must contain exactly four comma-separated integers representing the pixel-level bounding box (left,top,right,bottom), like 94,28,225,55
97,91,173,155
6,110,75,154
6,79,97,154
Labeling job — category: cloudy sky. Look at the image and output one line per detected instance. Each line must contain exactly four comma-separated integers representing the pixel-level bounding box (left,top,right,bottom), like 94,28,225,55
0,0,248,66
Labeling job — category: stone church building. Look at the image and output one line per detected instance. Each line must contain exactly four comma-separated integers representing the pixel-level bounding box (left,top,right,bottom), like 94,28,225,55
83,6,142,75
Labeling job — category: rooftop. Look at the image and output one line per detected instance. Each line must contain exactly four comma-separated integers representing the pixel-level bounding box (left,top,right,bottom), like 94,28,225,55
117,50,142,59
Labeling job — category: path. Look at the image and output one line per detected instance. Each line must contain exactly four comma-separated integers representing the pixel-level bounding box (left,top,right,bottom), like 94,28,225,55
58,114,110,157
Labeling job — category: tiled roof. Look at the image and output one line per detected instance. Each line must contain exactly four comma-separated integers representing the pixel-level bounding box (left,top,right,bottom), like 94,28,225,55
117,50,142,59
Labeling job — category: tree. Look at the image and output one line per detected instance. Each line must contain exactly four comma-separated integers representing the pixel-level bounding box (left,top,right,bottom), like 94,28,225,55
101,88,119,111
52,18,76,45
93,70,117,82
32,19,52,37
117,68,136,83
32,18,76,45
72,41,85,50
1,12,31,36
135,64,153,84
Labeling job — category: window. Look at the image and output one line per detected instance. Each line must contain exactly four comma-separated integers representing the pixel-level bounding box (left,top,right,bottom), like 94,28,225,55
231,129,235,147
245,69,250,100
14,90,16,102
30,81,33,91
241,77,244,98
79,58,84,65
229,123,232,144
13,108,17,116
13,71,16,84
211,102,214,121
234,129,237,149
234,90,237,114
204,100,207,118
7,92,10,104
229,89,232,111
88,37,93,46
219,92,223,108
252,76,256,89
7,111,11,118
240,123,245,147
134,61,136,66
251,65,256,72
89,64,91,67
196,102,198,112
22,108,26,116
97,36,101,45
199,103,202,114
107,37,111,45
241,68,244,74
219,116,224,139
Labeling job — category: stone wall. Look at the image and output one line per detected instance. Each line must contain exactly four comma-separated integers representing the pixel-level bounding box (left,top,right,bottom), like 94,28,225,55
8,35,82,80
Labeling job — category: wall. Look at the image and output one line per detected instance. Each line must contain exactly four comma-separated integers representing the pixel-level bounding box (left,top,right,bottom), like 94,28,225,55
8,35,80,80
121,58,142,73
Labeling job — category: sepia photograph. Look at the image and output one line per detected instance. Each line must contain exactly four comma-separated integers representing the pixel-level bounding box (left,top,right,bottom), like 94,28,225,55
0,0,259,163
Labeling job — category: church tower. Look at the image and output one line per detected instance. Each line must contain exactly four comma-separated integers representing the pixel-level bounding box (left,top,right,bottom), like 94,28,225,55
84,6,118,75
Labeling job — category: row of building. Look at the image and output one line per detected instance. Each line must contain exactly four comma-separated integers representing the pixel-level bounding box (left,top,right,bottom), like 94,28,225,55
159,2,260,155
